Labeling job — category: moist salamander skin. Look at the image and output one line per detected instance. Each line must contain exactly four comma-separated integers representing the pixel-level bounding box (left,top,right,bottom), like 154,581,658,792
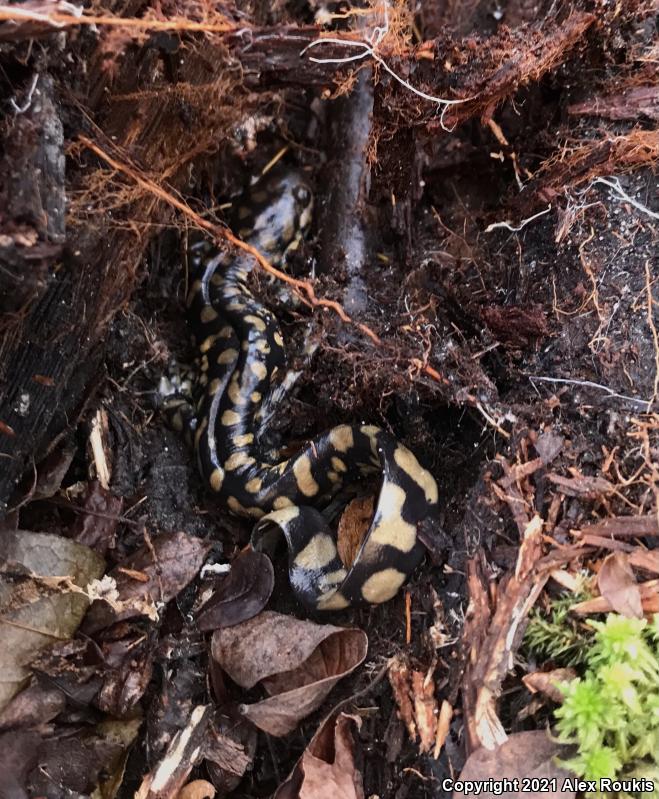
160,166,439,611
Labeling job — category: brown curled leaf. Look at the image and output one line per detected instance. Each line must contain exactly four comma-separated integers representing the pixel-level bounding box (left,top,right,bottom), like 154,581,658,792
456,731,575,798
211,611,367,736
523,669,577,704
195,549,273,631
69,481,124,556
274,712,364,799
83,532,212,633
204,711,257,794
0,530,105,712
0,679,65,731
337,495,374,569
597,551,643,619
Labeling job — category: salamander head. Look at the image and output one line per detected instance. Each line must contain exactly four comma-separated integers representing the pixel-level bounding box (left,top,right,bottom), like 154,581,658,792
237,168,313,263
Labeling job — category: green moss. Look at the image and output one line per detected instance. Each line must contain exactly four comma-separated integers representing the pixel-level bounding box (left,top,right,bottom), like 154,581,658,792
554,614,659,798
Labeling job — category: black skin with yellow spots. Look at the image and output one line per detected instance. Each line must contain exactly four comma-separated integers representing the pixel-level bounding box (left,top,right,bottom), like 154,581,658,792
162,167,439,610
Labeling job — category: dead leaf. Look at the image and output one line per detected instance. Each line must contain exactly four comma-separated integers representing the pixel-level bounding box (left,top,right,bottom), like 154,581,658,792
274,712,364,799
95,716,143,799
629,548,659,576
195,549,273,631
0,679,65,731
571,581,659,615
0,730,41,798
33,443,76,499
30,638,104,707
337,495,374,568
204,711,257,794
83,532,212,632
523,669,576,704
176,780,216,799
456,731,575,798
97,626,156,715
597,552,643,618
69,481,124,556
28,726,124,798
0,530,104,712
211,611,367,736
534,431,564,465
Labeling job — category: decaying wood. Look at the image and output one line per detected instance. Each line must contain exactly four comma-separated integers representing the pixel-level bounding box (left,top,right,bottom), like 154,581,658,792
316,67,374,316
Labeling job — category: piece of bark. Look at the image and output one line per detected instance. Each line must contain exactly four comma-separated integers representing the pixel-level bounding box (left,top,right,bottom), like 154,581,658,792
568,86,659,122
578,514,659,539
136,705,211,799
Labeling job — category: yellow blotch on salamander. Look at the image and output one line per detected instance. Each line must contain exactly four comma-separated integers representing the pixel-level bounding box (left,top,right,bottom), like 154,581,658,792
393,445,438,504
293,454,320,497
233,433,254,447
227,496,264,518
224,451,255,471
369,483,417,552
294,533,337,570
221,410,241,426
200,306,218,323
250,361,267,380
228,376,245,405
361,568,406,604
331,456,347,473
244,314,266,332
245,476,263,494
200,334,218,353
317,591,350,611
210,467,224,492
217,348,238,365
329,425,354,453
273,495,294,509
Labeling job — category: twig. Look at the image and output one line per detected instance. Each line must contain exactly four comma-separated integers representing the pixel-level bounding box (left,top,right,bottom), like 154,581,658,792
527,375,651,409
